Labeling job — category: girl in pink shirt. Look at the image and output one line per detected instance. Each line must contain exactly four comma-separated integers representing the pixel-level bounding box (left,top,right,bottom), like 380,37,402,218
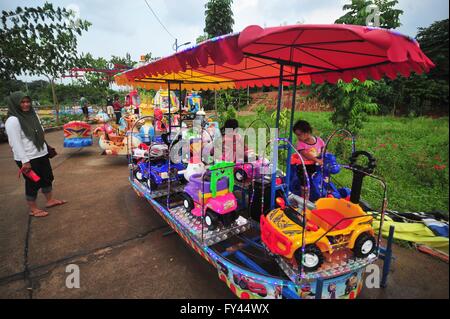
293,120,325,194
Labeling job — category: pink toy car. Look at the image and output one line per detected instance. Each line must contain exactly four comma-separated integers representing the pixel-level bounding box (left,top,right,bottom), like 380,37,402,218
234,158,269,183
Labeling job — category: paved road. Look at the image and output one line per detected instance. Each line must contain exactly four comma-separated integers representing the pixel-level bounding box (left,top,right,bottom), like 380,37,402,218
0,130,448,299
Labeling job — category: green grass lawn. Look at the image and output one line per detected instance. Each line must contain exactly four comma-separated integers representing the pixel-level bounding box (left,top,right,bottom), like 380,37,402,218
238,112,449,214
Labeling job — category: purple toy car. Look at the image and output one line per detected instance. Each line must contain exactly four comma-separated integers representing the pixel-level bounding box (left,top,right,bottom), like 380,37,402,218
181,162,238,230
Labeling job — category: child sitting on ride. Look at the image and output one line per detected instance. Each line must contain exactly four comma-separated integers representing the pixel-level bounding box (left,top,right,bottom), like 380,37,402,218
221,119,247,162
293,120,325,193
154,108,167,132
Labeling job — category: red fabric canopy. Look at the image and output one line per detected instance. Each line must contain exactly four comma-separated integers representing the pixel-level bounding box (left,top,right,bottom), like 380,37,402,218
115,24,434,89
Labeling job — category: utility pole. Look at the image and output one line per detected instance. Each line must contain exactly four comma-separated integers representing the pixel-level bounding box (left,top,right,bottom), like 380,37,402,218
173,39,191,52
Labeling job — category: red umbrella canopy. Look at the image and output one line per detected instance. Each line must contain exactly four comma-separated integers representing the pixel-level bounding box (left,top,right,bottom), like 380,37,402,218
115,24,434,90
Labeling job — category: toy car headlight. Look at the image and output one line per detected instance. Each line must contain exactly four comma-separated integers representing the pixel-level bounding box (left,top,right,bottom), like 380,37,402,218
224,200,235,209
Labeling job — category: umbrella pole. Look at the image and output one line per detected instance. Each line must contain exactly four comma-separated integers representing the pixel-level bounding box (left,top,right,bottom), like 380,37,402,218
179,82,182,127
270,64,285,210
168,81,172,138
285,66,299,195
275,65,284,130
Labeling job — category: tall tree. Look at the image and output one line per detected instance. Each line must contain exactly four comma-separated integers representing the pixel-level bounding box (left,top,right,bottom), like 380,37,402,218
416,19,449,81
110,53,135,68
335,0,403,29
390,19,449,115
204,0,234,38
0,2,90,122
76,53,111,95
196,34,208,44
314,0,403,125
202,0,235,113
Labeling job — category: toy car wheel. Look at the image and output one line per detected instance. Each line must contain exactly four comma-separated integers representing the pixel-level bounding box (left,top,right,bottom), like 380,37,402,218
353,233,376,258
258,292,267,297
146,178,158,191
181,193,194,212
134,168,146,183
204,209,219,231
295,245,324,272
234,169,247,182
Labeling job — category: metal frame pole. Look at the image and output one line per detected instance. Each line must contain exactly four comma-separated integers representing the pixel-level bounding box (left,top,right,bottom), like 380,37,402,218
178,82,182,128
270,65,285,210
275,65,284,130
381,225,395,288
315,278,324,299
168,81,172,137
285,66,299,195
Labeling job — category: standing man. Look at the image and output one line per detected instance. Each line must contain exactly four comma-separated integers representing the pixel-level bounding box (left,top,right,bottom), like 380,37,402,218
112,95,123,125
80,94,89,121
106,96,115,122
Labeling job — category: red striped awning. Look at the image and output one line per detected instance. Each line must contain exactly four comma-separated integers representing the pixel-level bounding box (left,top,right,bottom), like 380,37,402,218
115,24,434,90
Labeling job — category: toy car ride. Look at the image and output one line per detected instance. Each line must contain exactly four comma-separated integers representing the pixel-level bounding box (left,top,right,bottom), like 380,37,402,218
261,197,376,272
234,157,269,183
261,151,379,272
291,152,351,201
134,159,186,190
182,162,238,231
63,121,93,148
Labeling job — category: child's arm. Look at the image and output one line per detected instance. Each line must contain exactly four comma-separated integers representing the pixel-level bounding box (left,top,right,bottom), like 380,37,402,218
299,150,323,165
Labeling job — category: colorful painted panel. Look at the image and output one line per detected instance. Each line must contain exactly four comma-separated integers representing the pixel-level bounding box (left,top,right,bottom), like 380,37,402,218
63,121,93,148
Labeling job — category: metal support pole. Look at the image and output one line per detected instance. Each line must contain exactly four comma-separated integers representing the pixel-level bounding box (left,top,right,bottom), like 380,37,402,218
270,65,285,210
275,65,284,130
178,82,182,128
285,66,299,195
381,225,395,288
168,81,172,138
315,278,324,299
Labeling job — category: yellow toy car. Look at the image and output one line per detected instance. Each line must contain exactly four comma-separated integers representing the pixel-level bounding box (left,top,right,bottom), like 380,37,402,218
260,197,376,272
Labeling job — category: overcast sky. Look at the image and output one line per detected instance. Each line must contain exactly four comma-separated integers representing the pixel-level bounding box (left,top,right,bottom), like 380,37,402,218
2,0,448,81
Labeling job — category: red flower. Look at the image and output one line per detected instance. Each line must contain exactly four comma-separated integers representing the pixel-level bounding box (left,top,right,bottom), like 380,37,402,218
434,165,447,171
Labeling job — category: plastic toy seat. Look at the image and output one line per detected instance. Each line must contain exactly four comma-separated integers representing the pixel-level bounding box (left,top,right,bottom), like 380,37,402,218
311,209,353,231
108,135,124,143
188,173,217,193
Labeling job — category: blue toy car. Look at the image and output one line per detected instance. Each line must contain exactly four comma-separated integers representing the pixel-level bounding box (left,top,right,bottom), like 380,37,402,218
134,160,186,190
290,153,351,202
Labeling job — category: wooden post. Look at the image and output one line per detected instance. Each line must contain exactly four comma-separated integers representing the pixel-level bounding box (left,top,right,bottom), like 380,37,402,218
49,76,60,124
247,85,250,106
214,90,217,115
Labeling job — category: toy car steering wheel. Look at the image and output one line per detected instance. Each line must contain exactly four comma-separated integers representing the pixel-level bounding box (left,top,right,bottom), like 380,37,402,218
349,151,376,175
